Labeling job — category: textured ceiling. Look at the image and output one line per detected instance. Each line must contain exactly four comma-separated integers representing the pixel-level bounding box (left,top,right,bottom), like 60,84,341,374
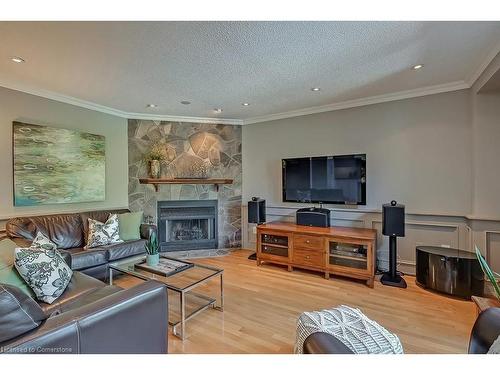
0,21,499,122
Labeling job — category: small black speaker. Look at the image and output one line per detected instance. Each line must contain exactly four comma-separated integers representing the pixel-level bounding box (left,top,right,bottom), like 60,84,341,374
382,201,405,237
248,197,266,224
296,207,331,228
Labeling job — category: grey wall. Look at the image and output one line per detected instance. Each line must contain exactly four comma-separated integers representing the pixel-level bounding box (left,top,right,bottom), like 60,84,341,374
243,90,472,214
0,86,129,222
241,88,500,277
472,91,500,218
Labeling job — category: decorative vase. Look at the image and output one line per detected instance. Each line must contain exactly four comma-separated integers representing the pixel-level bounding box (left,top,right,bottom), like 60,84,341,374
149,160,161,179
146,253,160,267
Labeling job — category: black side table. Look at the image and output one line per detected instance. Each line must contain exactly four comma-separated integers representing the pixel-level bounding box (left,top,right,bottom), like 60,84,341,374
416,246,484,299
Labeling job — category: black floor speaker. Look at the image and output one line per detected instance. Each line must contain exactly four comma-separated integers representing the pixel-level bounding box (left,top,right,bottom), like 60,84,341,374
248,197,266,260
381,201,407,288
248,197,266,224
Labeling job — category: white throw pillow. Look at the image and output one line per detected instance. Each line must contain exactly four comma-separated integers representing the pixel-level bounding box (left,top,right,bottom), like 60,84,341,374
85,214,123,249
14,245,73,304
31,231,57,250
488,335,500,354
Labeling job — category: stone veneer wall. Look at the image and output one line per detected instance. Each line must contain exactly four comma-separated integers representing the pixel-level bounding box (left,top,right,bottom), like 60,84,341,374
128,120,242,249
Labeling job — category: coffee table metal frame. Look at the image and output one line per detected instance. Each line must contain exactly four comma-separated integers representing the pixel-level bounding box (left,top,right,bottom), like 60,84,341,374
108,256,224,340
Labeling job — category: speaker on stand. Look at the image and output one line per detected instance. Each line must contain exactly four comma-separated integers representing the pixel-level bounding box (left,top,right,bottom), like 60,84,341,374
247,197,266,260
380,200,407,288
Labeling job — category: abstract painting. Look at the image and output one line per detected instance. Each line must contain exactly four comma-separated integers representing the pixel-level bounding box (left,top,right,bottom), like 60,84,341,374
13,121,105,206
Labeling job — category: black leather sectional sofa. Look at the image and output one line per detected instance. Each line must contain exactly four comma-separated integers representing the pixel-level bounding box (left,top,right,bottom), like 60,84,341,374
0,209,168,354
5,209,156,280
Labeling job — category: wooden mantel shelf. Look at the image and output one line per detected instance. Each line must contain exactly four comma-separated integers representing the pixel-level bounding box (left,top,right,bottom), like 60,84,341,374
139,178,233,192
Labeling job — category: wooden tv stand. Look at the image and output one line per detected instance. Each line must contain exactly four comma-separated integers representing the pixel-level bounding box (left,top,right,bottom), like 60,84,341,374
256,222,377,287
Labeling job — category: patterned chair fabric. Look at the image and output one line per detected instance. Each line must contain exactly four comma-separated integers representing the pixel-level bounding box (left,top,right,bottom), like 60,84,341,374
295,305,404,354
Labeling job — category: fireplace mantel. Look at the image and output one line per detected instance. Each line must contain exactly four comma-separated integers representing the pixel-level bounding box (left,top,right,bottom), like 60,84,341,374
139,178,233,192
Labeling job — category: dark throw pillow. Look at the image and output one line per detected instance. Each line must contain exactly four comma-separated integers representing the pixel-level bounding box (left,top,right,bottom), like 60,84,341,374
0,283,47,342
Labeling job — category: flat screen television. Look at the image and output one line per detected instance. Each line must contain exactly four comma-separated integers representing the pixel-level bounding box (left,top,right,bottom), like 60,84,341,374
282,154,366,205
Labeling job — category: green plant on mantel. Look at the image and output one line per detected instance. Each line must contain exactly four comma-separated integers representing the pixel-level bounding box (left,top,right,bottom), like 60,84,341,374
475,245,500,300
145,230,159,256
143,142,169,164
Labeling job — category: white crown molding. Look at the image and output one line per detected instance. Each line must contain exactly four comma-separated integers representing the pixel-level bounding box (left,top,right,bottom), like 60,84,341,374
242,80,469,125
126,112,244,125
0,73,487,127
0,80,244,125
466,40,500,88
0,80,130,118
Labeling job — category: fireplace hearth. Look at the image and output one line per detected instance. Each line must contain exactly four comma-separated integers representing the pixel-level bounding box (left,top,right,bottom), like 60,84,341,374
157,200,218,252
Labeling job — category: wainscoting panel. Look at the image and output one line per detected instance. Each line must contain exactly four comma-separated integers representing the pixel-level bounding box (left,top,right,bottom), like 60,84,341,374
486,231,500,274
372,220,460,273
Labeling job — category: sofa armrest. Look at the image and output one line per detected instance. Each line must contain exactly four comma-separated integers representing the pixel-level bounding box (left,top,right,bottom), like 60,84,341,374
140,223,157,240
469,307,500,354
303,332,354,354
2,281,168,354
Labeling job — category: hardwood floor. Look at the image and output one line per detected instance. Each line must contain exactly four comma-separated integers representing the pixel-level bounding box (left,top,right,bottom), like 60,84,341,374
114,249,476,354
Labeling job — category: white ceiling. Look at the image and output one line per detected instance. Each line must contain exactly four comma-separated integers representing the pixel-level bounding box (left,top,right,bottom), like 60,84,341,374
1,21,499,124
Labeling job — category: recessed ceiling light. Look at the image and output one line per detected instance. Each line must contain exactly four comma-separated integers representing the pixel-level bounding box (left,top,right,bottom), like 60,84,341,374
242,102,250,106
213,108,223,113
146,104,157,108
311,87,321,92
10,56,25,63
180,100,191,105
412,64,424,70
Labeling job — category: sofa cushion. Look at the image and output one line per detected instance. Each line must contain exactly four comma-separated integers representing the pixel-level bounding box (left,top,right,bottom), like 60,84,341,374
0,283,47,342
14,246,73,304
85,214,123,249
38,271,105,315
29,214,84,249
61,248,108,270
118,212,143,241
80,209,129,243
99,239,146,261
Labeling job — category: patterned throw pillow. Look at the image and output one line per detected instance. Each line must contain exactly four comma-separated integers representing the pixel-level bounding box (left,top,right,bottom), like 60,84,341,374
85,214,123,249
31,231,57,250
14,244,73,304
488,335,500,354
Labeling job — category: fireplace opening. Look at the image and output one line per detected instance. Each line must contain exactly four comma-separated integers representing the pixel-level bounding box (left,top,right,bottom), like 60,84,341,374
157,200,218,252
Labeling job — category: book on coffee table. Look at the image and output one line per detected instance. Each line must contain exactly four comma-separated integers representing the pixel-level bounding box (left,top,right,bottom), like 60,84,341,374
135,256,194,277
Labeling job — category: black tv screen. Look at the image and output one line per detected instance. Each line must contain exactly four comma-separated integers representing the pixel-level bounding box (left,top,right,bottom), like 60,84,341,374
282,154,366,205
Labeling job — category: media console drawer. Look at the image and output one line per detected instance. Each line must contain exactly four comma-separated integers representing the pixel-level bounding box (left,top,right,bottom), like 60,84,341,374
292,248,325,268
293,234,324,250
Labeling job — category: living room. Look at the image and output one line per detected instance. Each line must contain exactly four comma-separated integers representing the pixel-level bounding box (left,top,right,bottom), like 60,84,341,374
1,0,500,371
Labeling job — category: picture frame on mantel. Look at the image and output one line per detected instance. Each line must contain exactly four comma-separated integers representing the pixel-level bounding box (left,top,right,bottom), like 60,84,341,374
12,121,106,206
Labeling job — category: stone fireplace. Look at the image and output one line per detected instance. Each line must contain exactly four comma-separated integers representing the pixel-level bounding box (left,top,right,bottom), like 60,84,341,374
128,120,242,253
158,200,218,252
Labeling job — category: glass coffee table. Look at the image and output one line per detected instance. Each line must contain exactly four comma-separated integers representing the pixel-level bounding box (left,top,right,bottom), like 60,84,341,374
109,254,223,340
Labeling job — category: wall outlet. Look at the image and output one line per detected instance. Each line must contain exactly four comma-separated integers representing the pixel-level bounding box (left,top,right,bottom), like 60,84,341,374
441,244,451,248
252,226,257,234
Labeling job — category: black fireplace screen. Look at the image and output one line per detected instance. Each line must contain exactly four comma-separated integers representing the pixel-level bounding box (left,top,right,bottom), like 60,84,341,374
167,218,213,242
157,200,218,251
